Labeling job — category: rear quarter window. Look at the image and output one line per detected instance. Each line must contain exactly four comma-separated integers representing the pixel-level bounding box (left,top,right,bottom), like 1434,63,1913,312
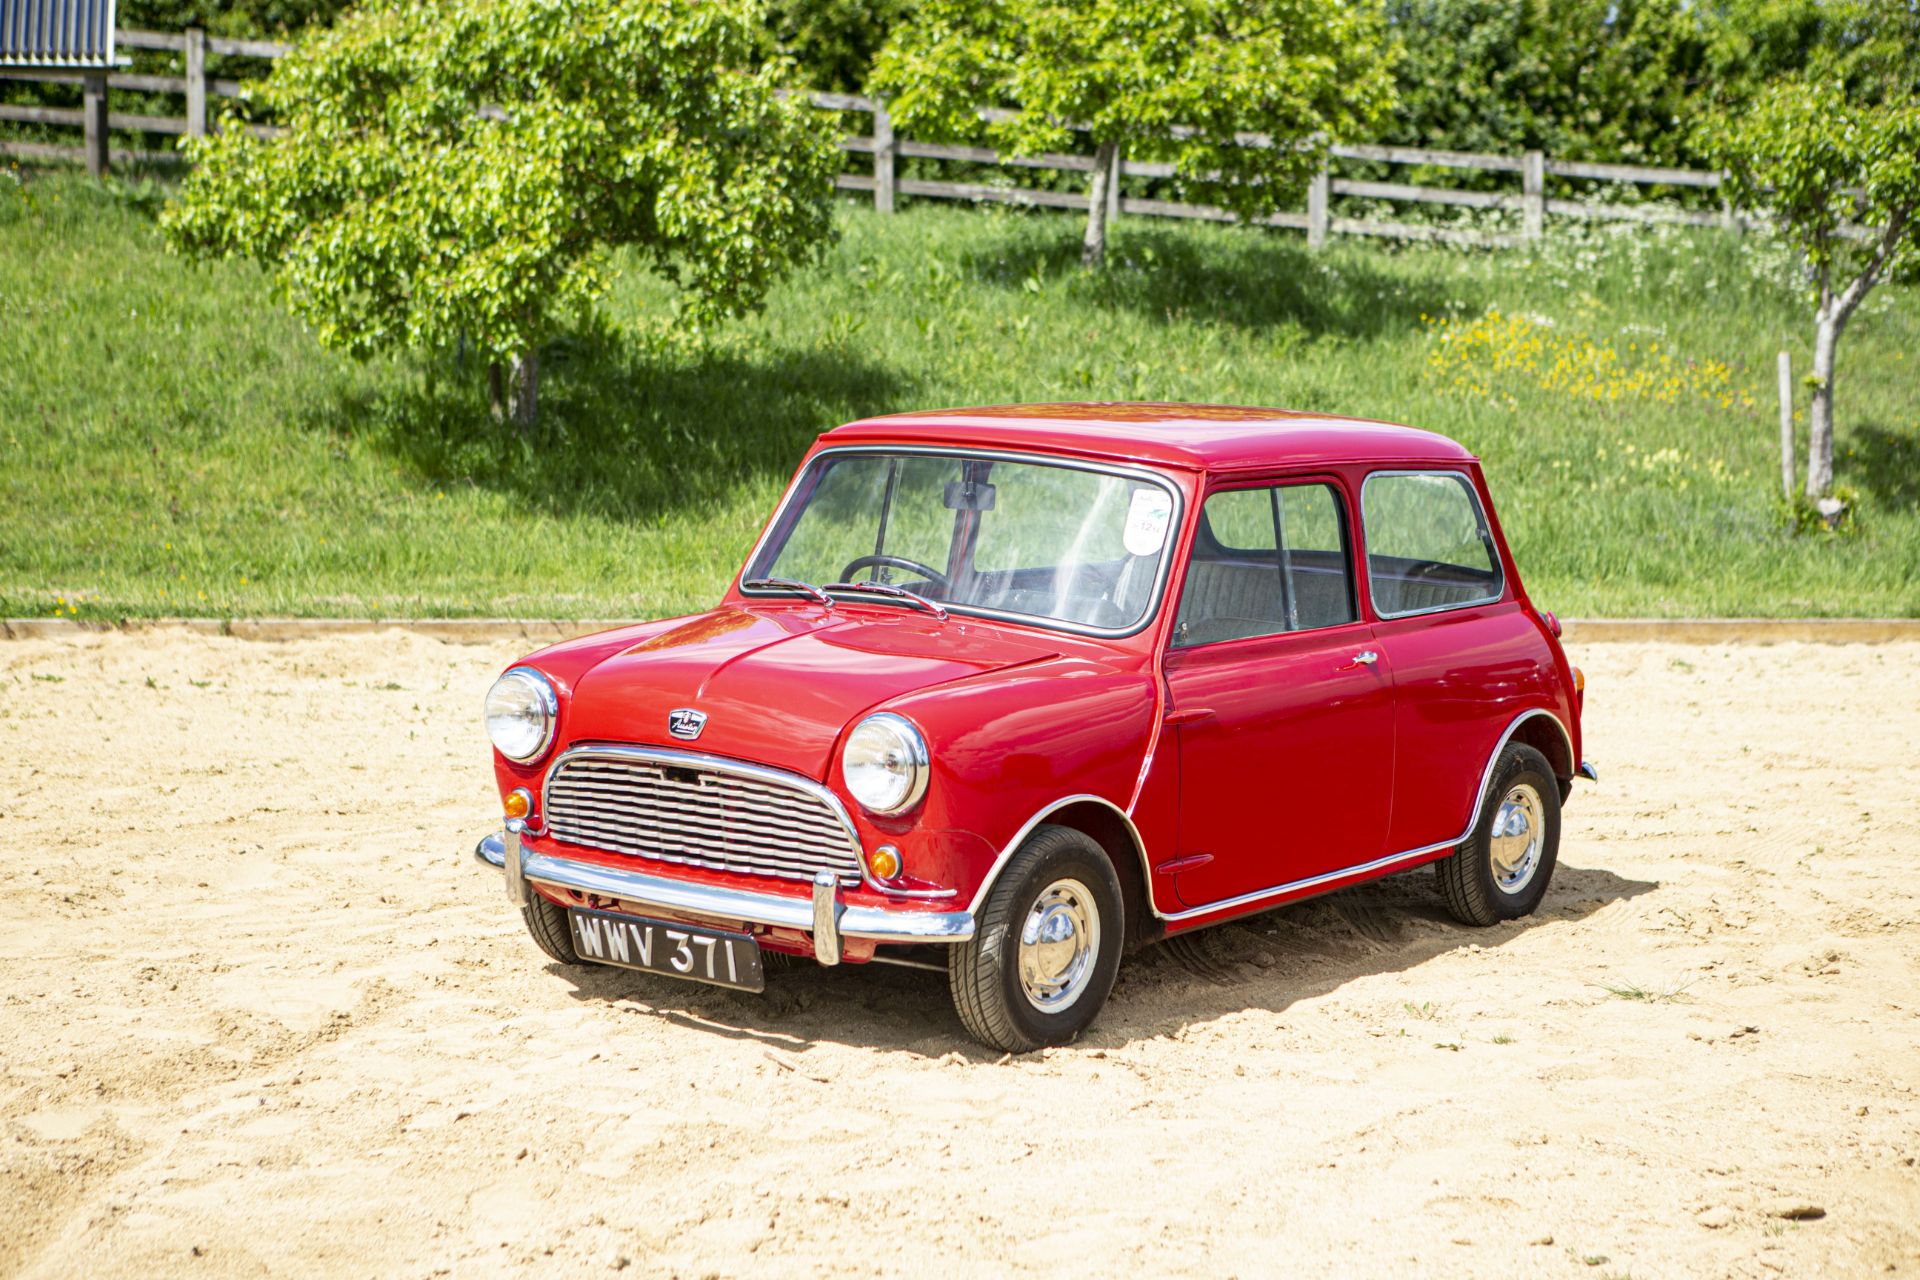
1361,471,1503,617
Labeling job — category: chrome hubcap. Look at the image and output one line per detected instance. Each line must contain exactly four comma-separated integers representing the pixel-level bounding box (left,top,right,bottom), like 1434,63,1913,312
1490,782,1544,894
1017,878,1100,1013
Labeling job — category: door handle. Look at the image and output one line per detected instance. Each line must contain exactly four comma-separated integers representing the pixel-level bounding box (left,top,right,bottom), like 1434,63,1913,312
1163,707,1215,727
1341,650,1379,670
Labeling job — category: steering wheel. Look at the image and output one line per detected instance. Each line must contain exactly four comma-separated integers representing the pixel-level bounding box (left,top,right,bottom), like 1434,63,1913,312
837,554,953,593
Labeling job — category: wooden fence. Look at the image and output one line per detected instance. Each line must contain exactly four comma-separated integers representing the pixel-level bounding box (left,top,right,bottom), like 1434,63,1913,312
2,26,1741,250
0,29,285,169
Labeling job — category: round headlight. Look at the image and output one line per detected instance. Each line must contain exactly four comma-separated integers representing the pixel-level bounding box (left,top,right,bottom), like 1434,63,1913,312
485,668,558,763
841,713,929,815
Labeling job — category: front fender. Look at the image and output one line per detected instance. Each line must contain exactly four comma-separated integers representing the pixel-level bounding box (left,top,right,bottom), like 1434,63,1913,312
851,656,1158,904
488,615,698,795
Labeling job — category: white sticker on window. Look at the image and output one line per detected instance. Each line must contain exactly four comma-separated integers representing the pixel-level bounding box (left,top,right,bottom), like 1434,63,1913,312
1123,488,1173,557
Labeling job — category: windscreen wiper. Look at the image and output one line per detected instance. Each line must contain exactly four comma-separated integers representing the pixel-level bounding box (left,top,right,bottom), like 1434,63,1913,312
824,580,948,620
743,576,835,607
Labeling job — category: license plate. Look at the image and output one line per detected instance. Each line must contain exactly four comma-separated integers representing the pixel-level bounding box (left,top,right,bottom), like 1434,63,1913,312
567,907,765,993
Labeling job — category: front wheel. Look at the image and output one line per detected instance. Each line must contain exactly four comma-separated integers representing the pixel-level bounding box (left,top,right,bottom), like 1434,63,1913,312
522,892,582,964
1435,743,1561,926
948,825,1124,1053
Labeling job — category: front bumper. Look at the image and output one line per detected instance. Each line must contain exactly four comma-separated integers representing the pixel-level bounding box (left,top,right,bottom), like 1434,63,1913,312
473,831,974,964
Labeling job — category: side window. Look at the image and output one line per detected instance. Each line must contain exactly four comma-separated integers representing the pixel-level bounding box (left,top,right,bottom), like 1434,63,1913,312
1361,472,1503,617
1174,482,1356,646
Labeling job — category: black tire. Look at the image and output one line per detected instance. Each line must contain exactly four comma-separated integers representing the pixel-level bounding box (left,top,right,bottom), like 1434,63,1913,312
1435,743,1561,926
522,892,582,965
948,825,1124,1053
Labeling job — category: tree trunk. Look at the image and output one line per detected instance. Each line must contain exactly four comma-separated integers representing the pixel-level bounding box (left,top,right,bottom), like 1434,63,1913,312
1796,207,1909,499
508,347,538,430
1805,304,1839,498
488,362,506,422
487,353,538,428
1082,140,1119,269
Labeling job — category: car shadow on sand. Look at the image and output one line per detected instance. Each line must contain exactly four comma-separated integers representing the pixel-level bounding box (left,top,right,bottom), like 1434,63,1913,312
550,860,1656,1057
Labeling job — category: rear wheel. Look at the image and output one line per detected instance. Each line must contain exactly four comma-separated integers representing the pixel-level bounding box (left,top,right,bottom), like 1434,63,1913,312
948,825,1124,1053
522,892,581,964
1435,743,1561,926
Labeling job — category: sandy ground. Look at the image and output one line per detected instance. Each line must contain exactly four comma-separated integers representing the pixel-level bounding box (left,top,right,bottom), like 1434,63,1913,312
1,630,1916,1278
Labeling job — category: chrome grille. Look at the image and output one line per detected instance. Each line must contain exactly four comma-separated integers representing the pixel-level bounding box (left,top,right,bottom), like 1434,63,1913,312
544,749,863,887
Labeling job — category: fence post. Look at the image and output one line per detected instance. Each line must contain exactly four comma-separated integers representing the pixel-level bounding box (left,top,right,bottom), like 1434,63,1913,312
1522,149,1545,241
871,102,896,214
186,27,208,137
81,72,109,177
1306,159,1329,250
1106,145,1122,223
1777,351,1795,498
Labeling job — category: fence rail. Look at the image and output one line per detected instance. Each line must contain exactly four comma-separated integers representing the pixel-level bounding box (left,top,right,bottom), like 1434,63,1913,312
2,26,1748,249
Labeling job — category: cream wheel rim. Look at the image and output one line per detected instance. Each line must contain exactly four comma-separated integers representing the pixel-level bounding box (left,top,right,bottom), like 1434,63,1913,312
1490,782,1544,894
1017,878,1100,1013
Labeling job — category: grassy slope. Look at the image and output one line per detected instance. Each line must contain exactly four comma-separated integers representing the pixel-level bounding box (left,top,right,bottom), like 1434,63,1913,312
3,174,1915,620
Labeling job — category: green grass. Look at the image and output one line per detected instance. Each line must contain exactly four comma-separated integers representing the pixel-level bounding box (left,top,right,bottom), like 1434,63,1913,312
1596,979,1695,1003
3,172,1916,620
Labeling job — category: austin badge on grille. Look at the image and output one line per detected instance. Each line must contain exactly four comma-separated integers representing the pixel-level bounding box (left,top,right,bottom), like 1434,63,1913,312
667,708,708,740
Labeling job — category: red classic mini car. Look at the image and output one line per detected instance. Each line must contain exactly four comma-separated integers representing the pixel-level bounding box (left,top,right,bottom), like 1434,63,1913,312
474,403,1593,1051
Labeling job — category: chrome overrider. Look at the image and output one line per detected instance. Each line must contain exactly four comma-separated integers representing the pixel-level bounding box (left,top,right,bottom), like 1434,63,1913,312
474,830,975,965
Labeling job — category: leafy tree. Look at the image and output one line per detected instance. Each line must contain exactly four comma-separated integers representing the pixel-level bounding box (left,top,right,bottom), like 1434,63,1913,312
119,0,353,39
763,0,917,92
160,0,843,427
1696,78,1920,497
869,0,1397,267
1378,1,1914,169
1380,0,1708,166
1697,0,1919,109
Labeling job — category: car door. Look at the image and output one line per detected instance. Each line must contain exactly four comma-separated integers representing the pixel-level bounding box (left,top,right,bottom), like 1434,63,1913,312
1359,467,1549,854
1162,478,1396,910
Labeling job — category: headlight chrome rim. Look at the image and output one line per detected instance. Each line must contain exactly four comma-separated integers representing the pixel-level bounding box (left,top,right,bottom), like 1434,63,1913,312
486,667,559,764
841,712,930,816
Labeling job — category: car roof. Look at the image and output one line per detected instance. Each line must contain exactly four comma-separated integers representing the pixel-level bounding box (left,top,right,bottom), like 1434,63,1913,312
819,403,1477,472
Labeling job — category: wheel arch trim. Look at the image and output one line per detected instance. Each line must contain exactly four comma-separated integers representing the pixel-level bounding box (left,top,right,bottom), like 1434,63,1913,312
965,794,1156,920
1468,708,1571,820
1505,705,1575,779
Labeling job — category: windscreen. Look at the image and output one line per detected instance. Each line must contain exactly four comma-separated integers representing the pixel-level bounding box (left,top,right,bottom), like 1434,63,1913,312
746,452,1179,632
